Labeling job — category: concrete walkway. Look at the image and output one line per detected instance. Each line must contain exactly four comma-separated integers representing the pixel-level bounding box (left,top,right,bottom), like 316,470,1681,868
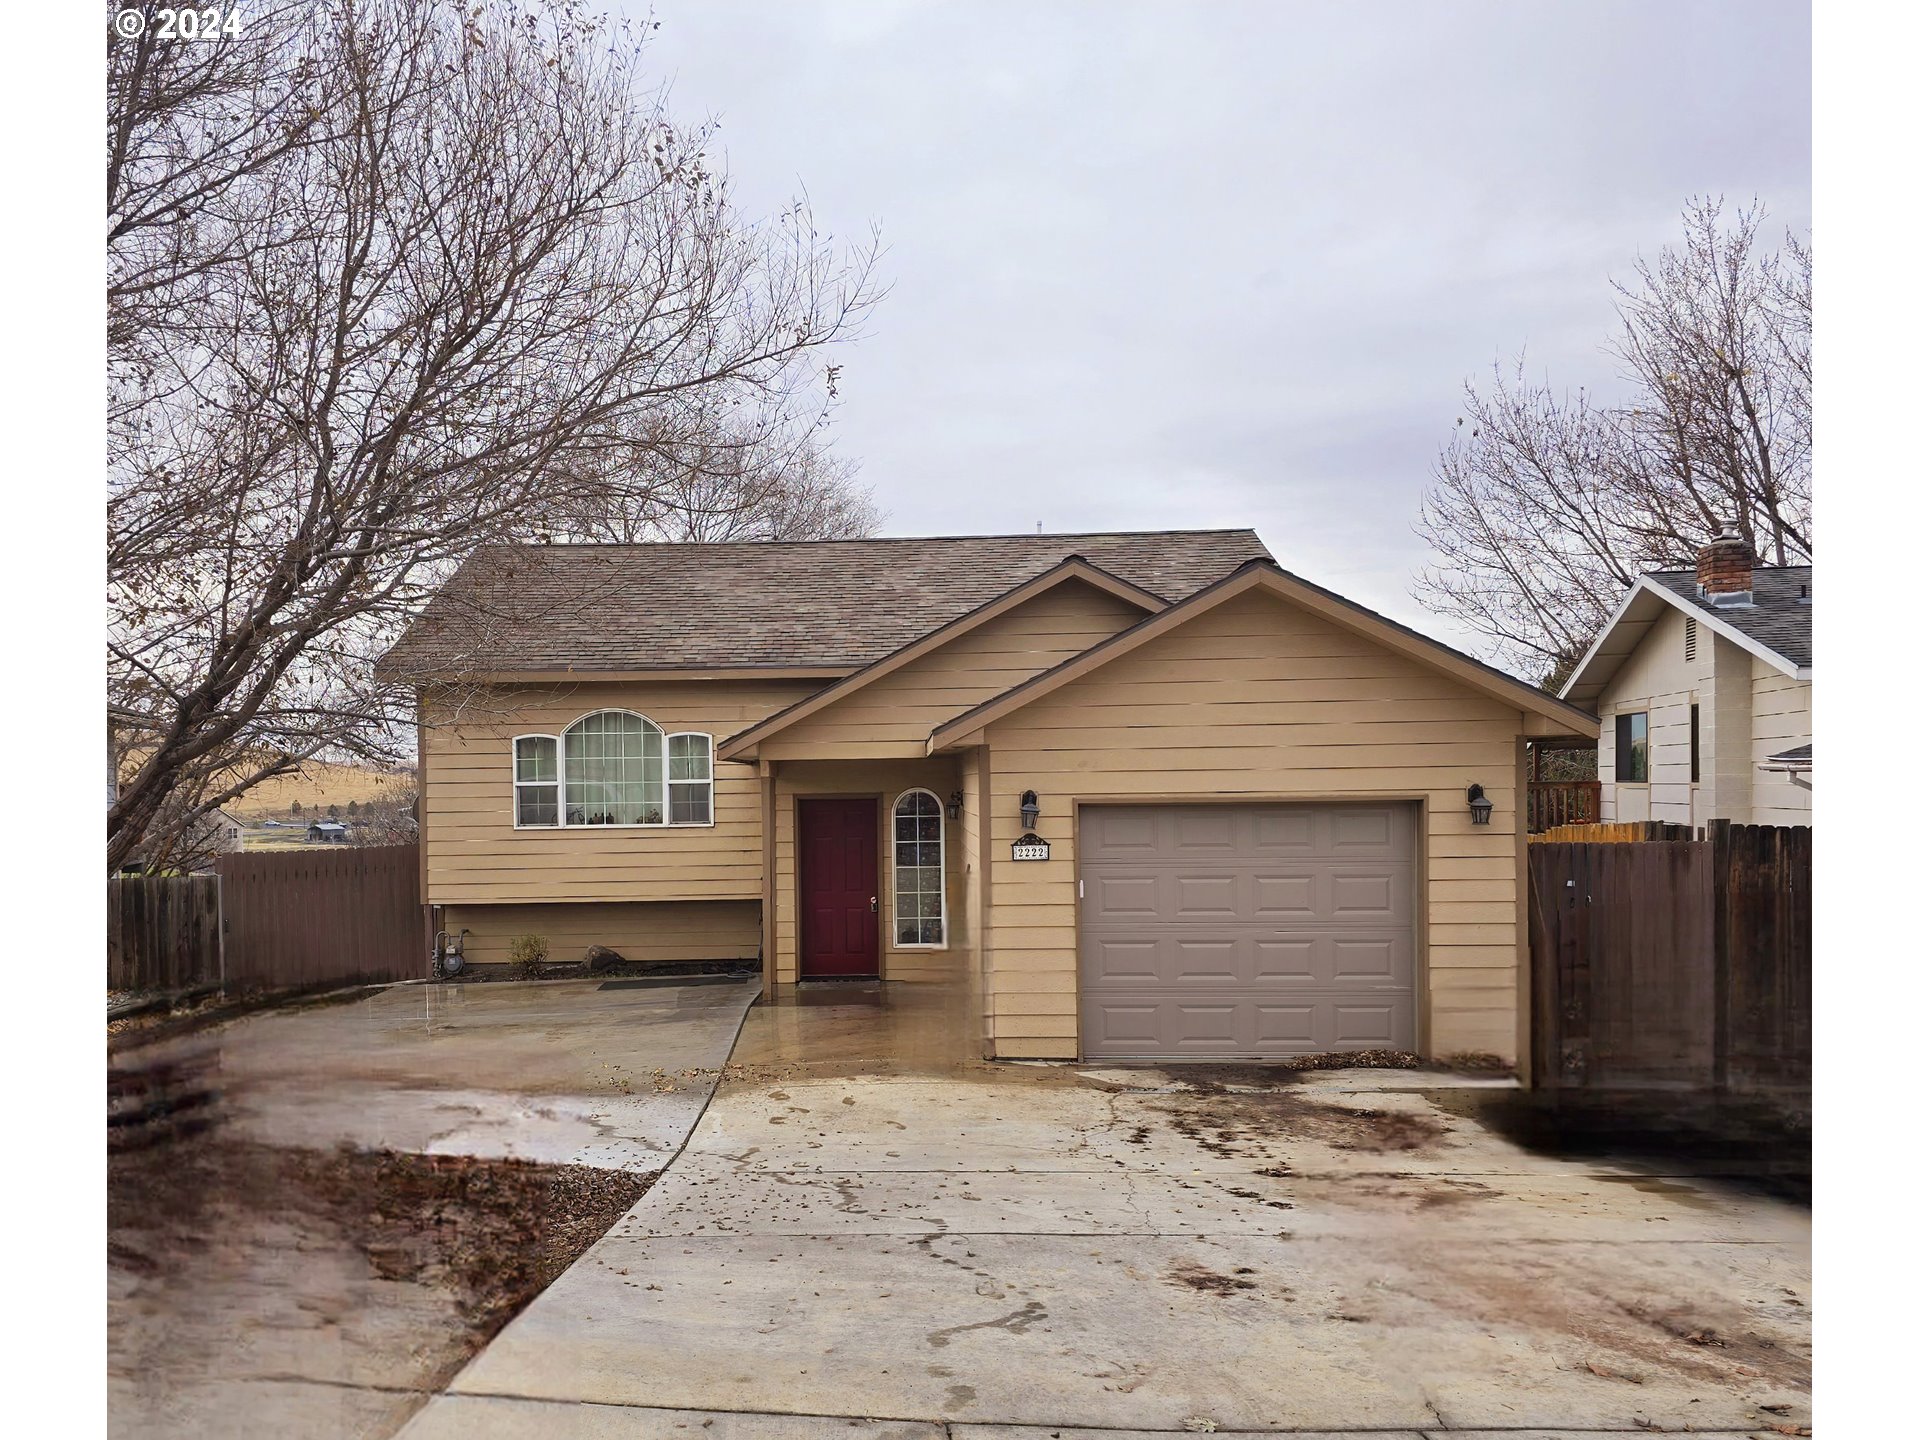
399,984,1811,1438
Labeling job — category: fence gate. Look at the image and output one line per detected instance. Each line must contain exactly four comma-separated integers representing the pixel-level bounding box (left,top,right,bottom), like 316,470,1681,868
1529,840,1715,1090
1528,823,1811,1101
214,843,426,988
108,874,223,991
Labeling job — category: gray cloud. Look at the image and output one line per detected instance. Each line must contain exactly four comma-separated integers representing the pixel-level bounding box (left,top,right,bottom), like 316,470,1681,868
636,0,1810,656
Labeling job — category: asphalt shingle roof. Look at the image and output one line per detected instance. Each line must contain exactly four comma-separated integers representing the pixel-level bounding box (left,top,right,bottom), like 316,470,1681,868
1643,565,1812,668
379,529,1272,678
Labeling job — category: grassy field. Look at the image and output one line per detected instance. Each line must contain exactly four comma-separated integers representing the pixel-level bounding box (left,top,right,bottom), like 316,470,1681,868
223,759,415,820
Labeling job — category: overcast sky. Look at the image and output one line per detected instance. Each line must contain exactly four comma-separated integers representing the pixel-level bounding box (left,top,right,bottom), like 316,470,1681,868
630,0,1810,658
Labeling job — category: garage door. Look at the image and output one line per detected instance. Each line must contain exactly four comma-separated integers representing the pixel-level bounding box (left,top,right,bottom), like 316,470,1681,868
1079,803,1416,1059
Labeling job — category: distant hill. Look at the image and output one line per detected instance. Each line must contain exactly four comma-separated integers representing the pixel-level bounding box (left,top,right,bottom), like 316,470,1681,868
225,760,415,820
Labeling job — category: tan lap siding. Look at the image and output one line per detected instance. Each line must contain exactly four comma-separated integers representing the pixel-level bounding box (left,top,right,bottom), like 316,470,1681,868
422,680,820,906
445,900,762,967
959,748,988,1041
758,581,1146,761
982,588,1527,1062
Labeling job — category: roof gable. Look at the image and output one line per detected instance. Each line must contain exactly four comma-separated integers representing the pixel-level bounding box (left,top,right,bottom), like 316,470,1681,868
1559,567,1811,708
928,560,1598,750
718,558,1166,760
379,529,1269,680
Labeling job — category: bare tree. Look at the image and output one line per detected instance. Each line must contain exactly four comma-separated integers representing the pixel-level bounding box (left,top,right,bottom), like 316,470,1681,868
107,0,881,872
533,418,882,543
1416,198,1810,687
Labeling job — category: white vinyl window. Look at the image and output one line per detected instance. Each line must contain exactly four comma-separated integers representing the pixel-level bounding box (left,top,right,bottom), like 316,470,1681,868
513,713,714,829
513,735,559,826
892,789,946,948
668,733,714,824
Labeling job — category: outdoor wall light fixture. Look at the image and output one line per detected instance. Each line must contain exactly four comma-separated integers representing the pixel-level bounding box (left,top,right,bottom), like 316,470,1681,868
1466,783,1493,826
1019,790,1040,830
947,790,963,822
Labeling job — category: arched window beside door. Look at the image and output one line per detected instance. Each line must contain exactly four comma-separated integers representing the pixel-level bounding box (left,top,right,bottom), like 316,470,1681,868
892,789,946,947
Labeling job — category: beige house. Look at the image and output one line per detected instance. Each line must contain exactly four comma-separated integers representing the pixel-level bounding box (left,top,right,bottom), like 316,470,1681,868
382,530,1598,1067
1560,531,1811,827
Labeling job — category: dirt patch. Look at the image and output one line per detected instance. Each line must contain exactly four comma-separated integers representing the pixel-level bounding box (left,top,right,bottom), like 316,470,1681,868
1384,1241,1811,1395
1158,1053,1437,1089
1155,1091,1450,1159
1151,1052,1516,1088
110,1133,651,1435
1166,1260,1259,1296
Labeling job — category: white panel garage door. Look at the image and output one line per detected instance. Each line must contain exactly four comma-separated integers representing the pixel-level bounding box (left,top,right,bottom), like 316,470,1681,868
1078,802,1417,1059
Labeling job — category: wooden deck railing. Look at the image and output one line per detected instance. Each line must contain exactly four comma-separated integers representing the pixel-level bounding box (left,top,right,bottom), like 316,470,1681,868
1527,780,1601,833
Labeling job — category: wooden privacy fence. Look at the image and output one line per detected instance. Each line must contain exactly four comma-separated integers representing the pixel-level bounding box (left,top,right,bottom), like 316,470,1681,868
1531,820,1696,844
108,874,223,990
215,844,427,988
1529,822,1810,1103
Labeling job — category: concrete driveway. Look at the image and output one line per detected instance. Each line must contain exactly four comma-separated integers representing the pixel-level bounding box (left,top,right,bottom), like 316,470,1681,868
399,984,1812,1440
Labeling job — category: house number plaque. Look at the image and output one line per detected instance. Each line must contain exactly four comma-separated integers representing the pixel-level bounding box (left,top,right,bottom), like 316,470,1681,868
1011,832,1050,861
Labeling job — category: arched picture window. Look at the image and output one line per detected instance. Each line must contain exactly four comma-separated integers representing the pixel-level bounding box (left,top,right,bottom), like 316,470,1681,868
513,712,714,829
892,789,946,947
564,711,665,826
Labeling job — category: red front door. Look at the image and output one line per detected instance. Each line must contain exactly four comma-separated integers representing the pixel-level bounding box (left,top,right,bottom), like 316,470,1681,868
798,797,879,979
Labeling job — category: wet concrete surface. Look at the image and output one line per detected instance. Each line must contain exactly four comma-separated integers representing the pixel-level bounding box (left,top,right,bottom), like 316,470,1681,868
125,977,761,1169
406,981,1811,1437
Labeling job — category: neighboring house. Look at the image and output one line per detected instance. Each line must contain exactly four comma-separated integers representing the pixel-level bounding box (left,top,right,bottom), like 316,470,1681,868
198,807,245,855
379,530,1598,1066
1560,530,1811,827
307,820,351,843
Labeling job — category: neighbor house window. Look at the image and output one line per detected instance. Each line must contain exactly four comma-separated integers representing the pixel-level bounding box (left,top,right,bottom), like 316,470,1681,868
513,712,715,829
892,789,945,947
1615,711,1649,783
1690,704,1701,784
514,735,559,826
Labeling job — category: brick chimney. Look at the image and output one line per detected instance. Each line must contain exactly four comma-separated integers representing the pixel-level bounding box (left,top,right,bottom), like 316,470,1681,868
1696,527,1755,606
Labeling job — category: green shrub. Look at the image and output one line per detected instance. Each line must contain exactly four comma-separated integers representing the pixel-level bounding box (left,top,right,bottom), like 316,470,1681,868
508,933,550,980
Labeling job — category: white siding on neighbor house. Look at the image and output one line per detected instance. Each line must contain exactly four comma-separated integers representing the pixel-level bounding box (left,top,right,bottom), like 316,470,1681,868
1705,634,1753,824
1596,606,1701,826
1595,598,1811,827
1750,670,1813,825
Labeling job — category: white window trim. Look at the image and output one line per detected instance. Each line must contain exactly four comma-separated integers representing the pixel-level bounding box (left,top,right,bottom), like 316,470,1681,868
665,731,717,828
510,713,717,831
512,733,561,829
890,787,948,951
